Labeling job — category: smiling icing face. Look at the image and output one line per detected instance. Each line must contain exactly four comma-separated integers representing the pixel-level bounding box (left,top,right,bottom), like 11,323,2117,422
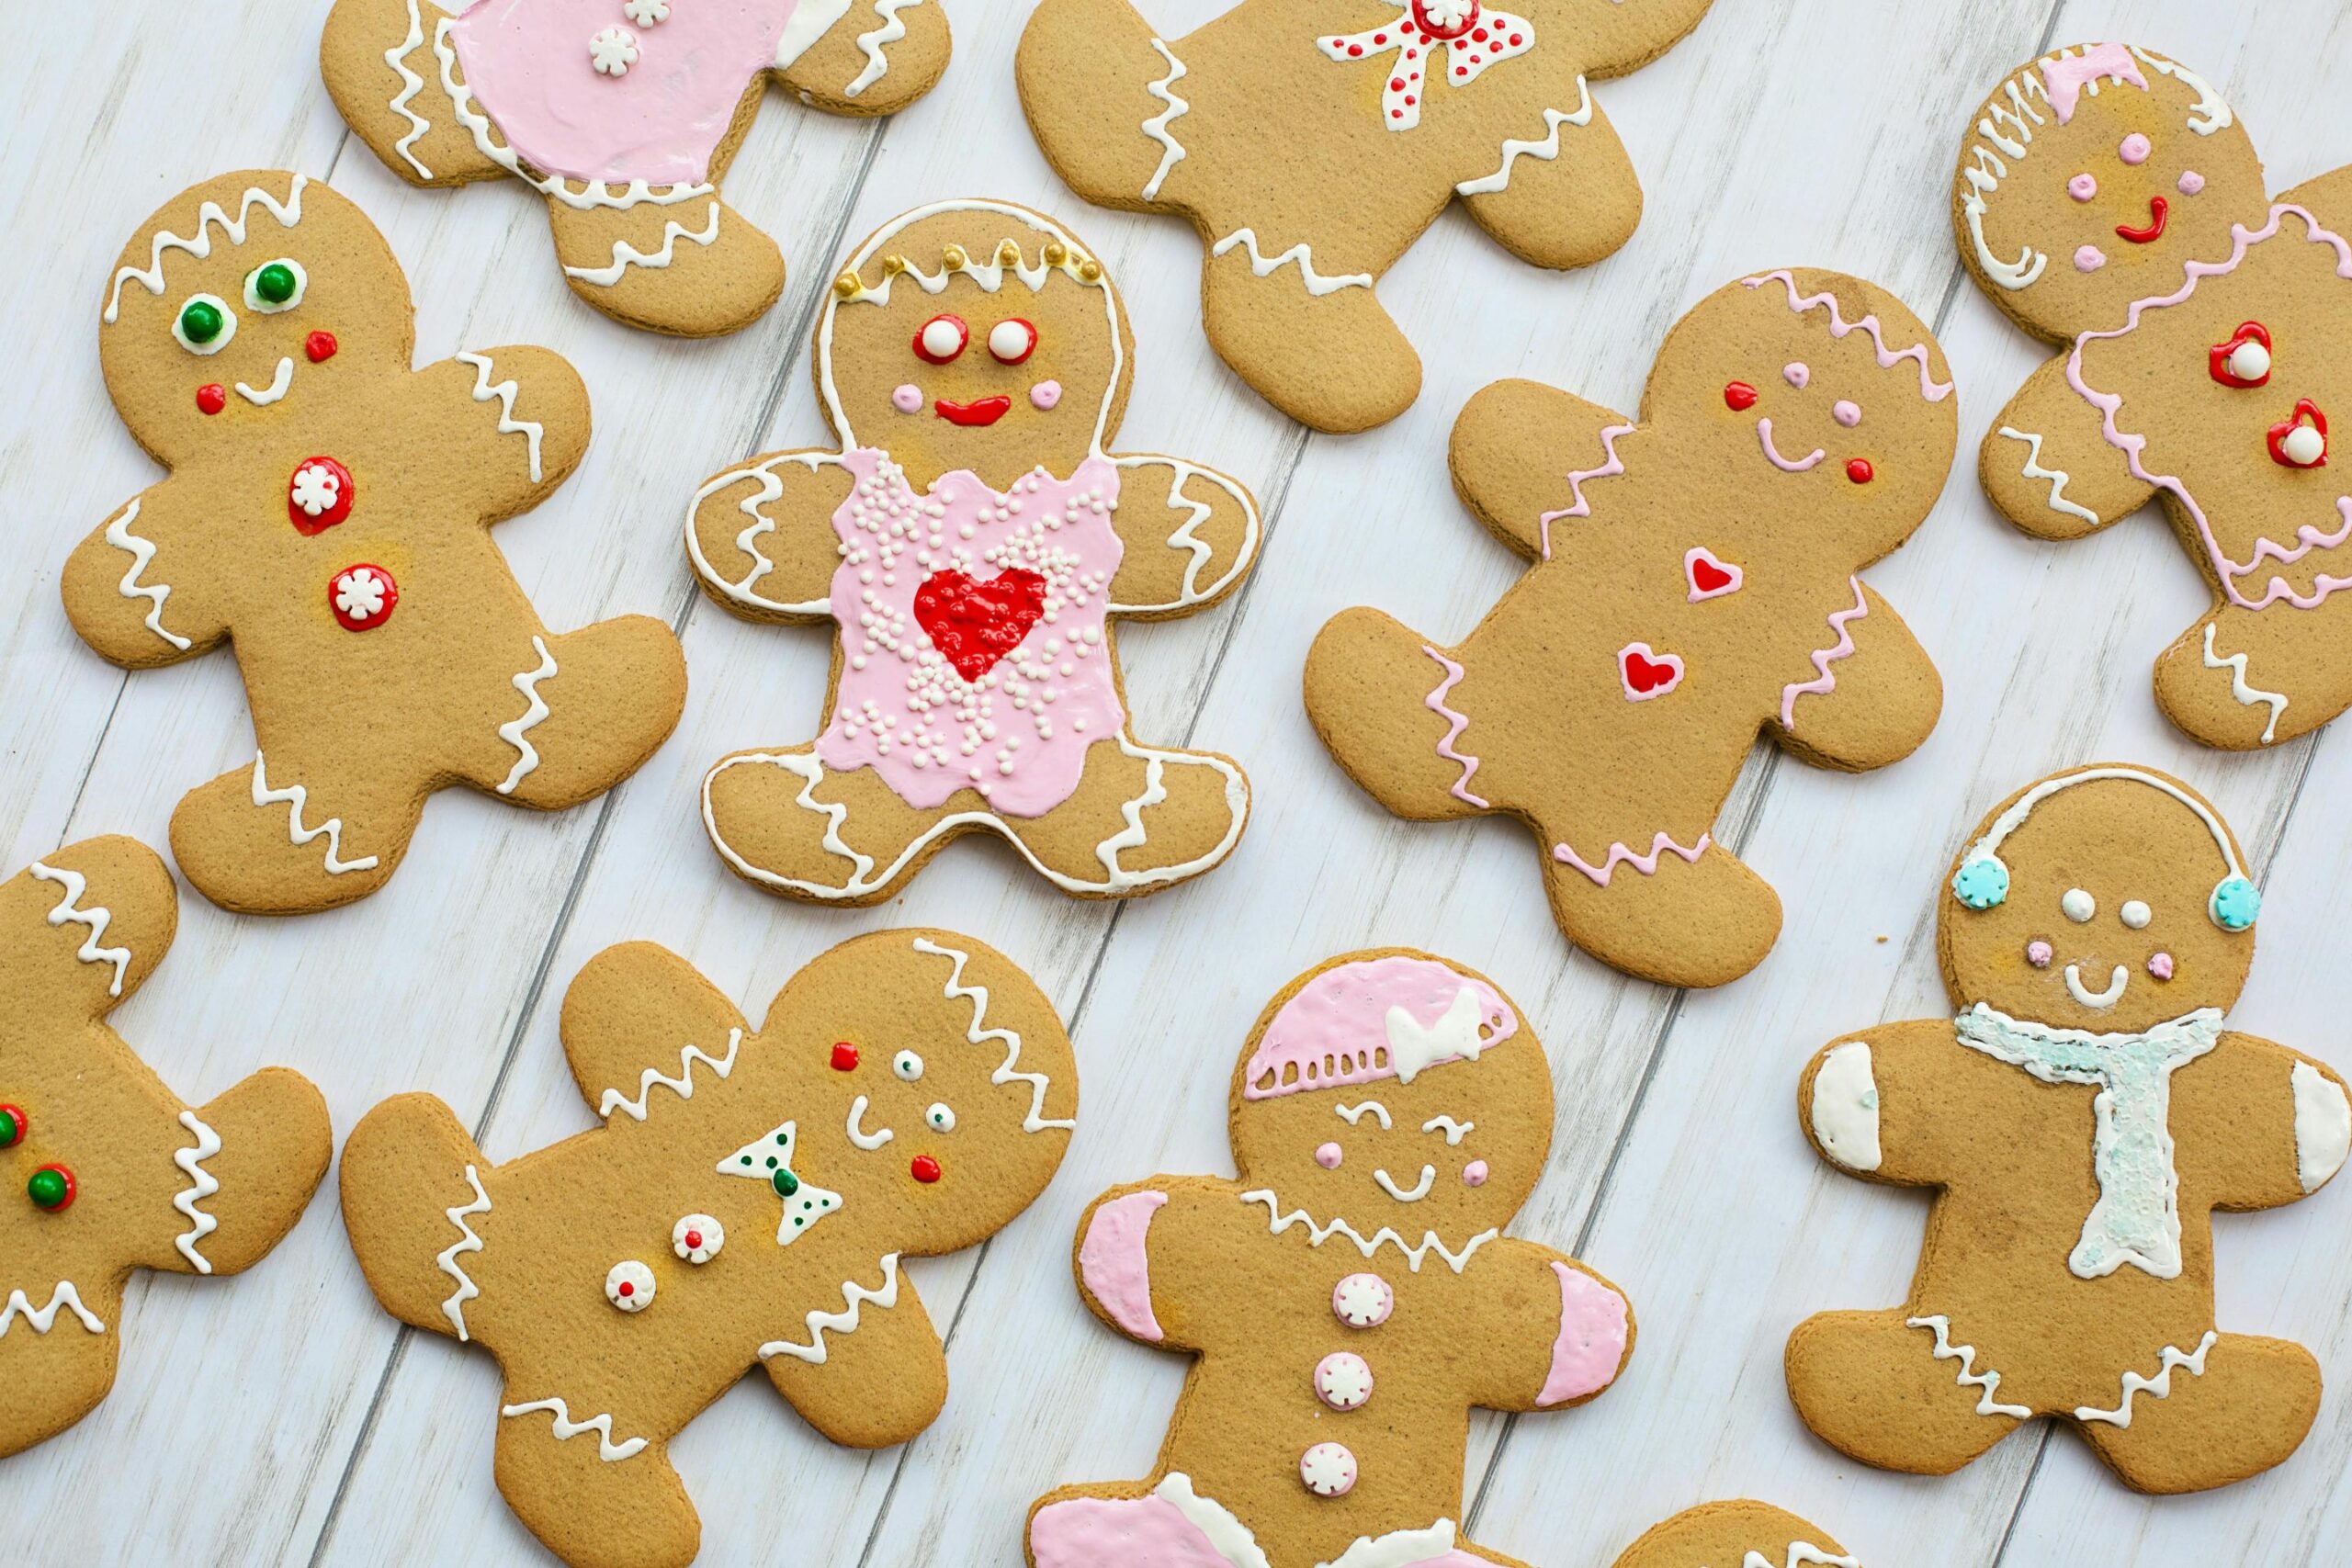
1955,43,2265,339
1941,768,2257,1035
1228,953,1552,1239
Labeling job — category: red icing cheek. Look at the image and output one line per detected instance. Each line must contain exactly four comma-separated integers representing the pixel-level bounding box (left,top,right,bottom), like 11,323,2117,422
1724,380,1758,412
1845,458,1874,484
305,331,338,363
910,1154,942,1184
196,384,227,416
830,1042,860,1071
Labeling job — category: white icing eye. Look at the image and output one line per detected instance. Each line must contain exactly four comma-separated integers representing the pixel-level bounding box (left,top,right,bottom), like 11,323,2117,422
925,1102,956,1133
2062,887,2096,923
2121,899,2152,930
173,293,236,355
243,258,308,313
913,313,967,364
893,1050,923,1081
988,317,1038,365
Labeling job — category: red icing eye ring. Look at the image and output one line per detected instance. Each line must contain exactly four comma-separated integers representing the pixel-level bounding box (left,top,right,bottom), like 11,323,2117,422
2210,321,2272,389
830,1043,860,1071
987,317,1038,365
1724,381,1758,412
1845,458,1874,484
910,1155,942,1184
913,314,968,365
196,384,227,415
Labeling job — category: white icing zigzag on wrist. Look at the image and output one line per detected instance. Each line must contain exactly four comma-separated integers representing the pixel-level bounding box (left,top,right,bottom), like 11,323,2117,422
1455,77,1593,197
758,1252,901,1361
28,861,132,997
1211,229,1374,297
385,0,435,178
104,500,192,651
598,1028,744,1122
1995,426,2098,525
494,636,558,795
844,0,922,97
1907,1314,2030,1417
563,201,722,288
2200,622,2286,744
437,1164,492,1341
251,752,379,875
171,1111,222,1273
500,1396,648,1461
2073,1330,2217,1426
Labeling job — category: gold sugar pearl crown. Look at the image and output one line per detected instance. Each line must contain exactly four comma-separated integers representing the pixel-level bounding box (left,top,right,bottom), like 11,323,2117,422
837,233,1104,297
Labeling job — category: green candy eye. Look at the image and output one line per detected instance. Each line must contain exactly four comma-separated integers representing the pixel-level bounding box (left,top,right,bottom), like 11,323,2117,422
245,257,308,313
173,293,235,355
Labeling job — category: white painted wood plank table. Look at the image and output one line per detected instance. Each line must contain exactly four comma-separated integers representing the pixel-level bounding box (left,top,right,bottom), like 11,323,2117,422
4,1,2347,1563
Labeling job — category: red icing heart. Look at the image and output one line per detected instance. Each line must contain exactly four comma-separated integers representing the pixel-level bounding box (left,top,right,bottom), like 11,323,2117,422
1690,555,1734,594
913,568,1048,682
1619,642,1684,700
2210,321,2271,388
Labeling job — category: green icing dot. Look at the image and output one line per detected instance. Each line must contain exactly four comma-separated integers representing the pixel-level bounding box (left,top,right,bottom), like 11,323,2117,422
179,299,223,344
27,1168,69,1209
773,1168,800,1197
254,263,298,304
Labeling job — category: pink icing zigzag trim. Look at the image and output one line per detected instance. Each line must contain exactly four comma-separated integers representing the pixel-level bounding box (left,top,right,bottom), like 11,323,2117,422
1421,646,1490,807
1743,271,1955,402
2064,203,2352,610
1536,422,1636,559
1780,577,1870,728
1553,830,1711,886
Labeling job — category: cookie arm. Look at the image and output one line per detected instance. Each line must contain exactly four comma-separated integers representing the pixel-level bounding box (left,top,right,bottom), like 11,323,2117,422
1981,357,2155,541
1768,582,1941,772
1105,456,1261,617
1564,0,1717,77
1450,378,1635,560
773,0,952,118
761,1265,949,1448
2188,1032,2352,1212
1800,1023,1948,1186
1455,94,1643,271
555,942,753,1124
2278,162,2352,220
685,449,854,624
415,348,592,522
1072,1178,1245,1352
62,485,227,667
4,836,177,1023
1462,1238,1634,1413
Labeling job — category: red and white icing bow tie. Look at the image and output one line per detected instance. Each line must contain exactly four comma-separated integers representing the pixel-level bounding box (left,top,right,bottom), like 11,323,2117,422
1318,0,1535,130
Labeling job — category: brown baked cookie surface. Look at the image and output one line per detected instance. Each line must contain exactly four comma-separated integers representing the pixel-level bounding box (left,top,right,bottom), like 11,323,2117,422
1605,1501,1858,1568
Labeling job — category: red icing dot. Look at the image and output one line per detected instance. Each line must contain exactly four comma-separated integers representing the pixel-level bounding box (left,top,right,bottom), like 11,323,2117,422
684,1230,703,1249
1846,458,1875,484
1405,95,1417,105
911,1155,943,1184
1348,44,1363,56
616,1280,635,1298
1391,108,1402,118
1724,381,1759,411
305,330,338,363
196,383,226,415
1374,32,1386,43
831,1042,860,1071
1510,33,1523,45
1391,77,1404,90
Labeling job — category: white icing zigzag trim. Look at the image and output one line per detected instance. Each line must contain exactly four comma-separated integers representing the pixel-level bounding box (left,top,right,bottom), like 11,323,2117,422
0,1282,107,1337
2130,47,2232,135
759,1252,901,1361
1105,457,1259,611
599,1028,744,1122
437,1164,492,1341
844,0,922,96
1241,1190,1494,1274
104,499,191,651
1140,39,1190,201
453,351,546,482
501,1396,648,1461
2201,623,2287,745
684,451,846,615
1907,1314,2031,1418
252,751,379,874
1455,77,1593,197
106,176,307,322
2074,1329,2218,1426
28,861,132,997
1996,426,2098,525
1744,1547,1860,1568
385,0,435,179
911,938,1073,1133
494,636,558,795
1211,229,1373,297
564,200,722,288
171,1110,222,1273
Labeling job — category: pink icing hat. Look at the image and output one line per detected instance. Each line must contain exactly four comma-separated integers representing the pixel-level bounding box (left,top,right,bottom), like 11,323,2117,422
1241,954,1517,1100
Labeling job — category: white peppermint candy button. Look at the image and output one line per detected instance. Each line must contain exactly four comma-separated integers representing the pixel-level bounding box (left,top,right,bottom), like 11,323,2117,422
1299,1441,1357,1497
1314,1351,1374,1411
672,1214,723,1264
2283,423,2326,467
605,1259,656,1312
2229,339,2271,382
1331,1272,1393,1329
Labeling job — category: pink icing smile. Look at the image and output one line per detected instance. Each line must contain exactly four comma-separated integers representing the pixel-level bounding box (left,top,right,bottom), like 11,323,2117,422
1030,380,1062,411
891,383,923,413
1241,955,1515,1100
1756,418,1825,473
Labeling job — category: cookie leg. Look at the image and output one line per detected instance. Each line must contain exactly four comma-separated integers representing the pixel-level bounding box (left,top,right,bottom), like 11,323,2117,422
1539,826,1780,988
173,1068,332,1278
339,1093,491,1337
2073,1332,2320,1494
321,0,506,186
169,751,420,914
1012,0,1170,209
1785,1309,2021,1475
495,1386,697,1568
1306,609,1490,822
1028,1483,1207,1568
547,191,786,338
484,616,687,810
1201,234,1419,432
0,1280,121,1459
2153,610,2341,750
701,746,943,904
1010,737,1249,896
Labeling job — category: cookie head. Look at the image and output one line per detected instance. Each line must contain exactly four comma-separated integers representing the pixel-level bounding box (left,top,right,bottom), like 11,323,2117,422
1229,953,1552,1237
1940,765,2256,1033
820,202,1129,493
100,172,412,461
1954,44,2261,339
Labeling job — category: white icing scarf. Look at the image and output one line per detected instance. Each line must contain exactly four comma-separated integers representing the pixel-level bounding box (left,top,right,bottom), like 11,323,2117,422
1954,1002,2221,1280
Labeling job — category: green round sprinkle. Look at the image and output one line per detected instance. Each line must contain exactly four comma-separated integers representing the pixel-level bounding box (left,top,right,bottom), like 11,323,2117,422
254,263,298,304
0,1110,17,1146
28,1168,69,1209
179,299,223,344
772,1169,800,1198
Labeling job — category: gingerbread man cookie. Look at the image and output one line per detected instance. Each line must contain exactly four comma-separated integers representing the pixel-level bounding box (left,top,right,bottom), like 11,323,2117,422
1605,1502,1858,1568
322,0,951,335
1015,0,1714,432
1957,43,2352,749
1790,764,2352,1494
63,171,686,916
342,930,1075,1568
1306,270,1952,987
1027,951,1632,1568
1,836,330,1458
687,199,1259,905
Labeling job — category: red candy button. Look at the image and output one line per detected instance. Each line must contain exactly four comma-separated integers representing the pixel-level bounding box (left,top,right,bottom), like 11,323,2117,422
305,330,338,364
1724,380,1758,411
831,1043,861,1071
196,383,227,416
329,564,398,631
910,1155,942,1184
1845,458,1874,484
288,457,354,534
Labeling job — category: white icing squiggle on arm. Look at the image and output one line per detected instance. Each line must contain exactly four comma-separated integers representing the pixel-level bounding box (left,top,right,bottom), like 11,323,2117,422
1140,39,1190,201
1996,426,2098,525
28,862,132,997
1455,78,1592,197
494,636,558,794
598,1029,743,1122
103,500,192,651
843,0,922,97
1210,230,1373,297
453,351,546,481
436,1164,492,1341
170,1111,222,1273
384,0,435,178
2200,623,2286,744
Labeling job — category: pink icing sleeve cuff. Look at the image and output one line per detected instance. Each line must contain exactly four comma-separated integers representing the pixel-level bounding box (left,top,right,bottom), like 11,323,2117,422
1079,1190,1168,1342
1538,1261,1629,1406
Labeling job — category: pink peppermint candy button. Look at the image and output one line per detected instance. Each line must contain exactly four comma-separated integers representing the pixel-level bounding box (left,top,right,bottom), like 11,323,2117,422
1332,1272,1393,1328
1300,1441,1357,1497
1314,1351,1374,1411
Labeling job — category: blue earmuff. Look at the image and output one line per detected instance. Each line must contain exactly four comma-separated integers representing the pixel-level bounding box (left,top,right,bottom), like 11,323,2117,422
1951,855,2009,909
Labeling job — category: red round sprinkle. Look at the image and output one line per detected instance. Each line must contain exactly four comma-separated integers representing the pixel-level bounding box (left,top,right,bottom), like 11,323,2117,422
684,1230,703,1249
1390,77,1404,90
617,1280,634,1297
1405,95,1416,105
1510,33,1522,45
1391,108,1402,118
1724,381,1759,411
305,331,338,363
196,383,226,415
1846,458,1875,484
831,1042,860,1071
1348,44,1363,56
1374,32,1385,42
910,1155,943,1184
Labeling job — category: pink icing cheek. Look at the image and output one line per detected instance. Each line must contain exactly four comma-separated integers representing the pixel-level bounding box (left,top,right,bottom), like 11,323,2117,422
2027,940,2052,968
1833,400,1860,428
1030,379,1062,411
2075,244,2107,273
1316,1142,1343,1170
1463,1159,1488,1187
891,383,922,414
2178,170,2205,196
2120,132,2152,165
2068,173,2098,202
2149,952,2176,981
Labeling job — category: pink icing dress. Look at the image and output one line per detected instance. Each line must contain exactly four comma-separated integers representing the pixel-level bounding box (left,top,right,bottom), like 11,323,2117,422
815,449,1126,816
447,0,827,187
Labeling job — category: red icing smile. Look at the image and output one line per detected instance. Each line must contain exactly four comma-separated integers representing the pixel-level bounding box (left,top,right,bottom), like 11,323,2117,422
934,395,1012,427
2116,196,2168,244
913,567,1048,681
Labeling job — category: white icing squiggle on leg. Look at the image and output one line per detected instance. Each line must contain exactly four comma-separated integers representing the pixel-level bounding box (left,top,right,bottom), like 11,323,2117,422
563,201,722,288
103,500,191,651
1421,647,1488,807
251,752,380,875
757,1252,901,1361
2074,1330,2218,1425
28,862,132,997
1211,230,1373,297
384,0,435,178
1139,39,1190,201
1908,1314,2031,1417
171,1111,222,1273
843,0,922,96
494,636,558,794
500,1397,648,1461
437,1164,492,1341
0,1283,106,1337
2199,622,2286,743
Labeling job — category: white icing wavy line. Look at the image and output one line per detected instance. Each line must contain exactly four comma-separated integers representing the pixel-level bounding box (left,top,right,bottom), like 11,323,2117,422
106,176,307,322
103,499,191,651
170,1110,221,1274
385,0,435,179
2129,47,2232,135
1995,425,2098,525
844,0,922,96
28,861,131,997
1553,830,1711,886
2201,623,2287,744
0,1282,107,1337
598,1027,743,1122
1907,1314,2030,1417
1140,39,1190,201
1210,229,1373,297
252,751,379,874
1241,1190,1492,1275
758,1252,901,1361
684,452,846,615
494,636,558,795
1105,457,1259,610
1744,1547,1860,1568
1536,422,1634,559
1454,77,1593,197
1098,732,1166,879
1779,577,1869,728
436,1164,491,1341
2074,1329,2217,1425
453,350,545,482
500,1396,648,1461
1743,270,1953,401
563,200,721,287
911,937,1073,1133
